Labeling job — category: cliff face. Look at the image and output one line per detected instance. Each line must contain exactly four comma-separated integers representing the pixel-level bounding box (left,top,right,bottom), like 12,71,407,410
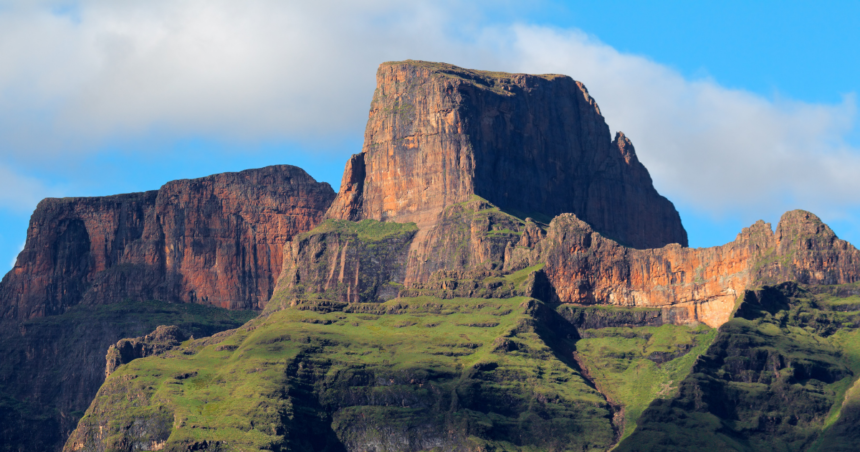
271,219,419,308
0,165,336,321
326,60,687,249
539,210,860,327
1,192,158,320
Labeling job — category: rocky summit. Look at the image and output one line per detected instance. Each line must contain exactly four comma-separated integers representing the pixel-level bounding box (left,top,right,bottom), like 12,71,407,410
1,61,859,452
326,61,688,249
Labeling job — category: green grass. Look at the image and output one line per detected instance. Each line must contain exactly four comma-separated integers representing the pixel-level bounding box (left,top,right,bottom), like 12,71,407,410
575,324,716,442
295,219,418,244
617,283,860,451
72,297,618,451
504,263,546,287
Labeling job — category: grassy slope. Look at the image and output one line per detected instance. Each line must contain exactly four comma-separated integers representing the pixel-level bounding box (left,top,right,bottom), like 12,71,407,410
616,284,860,451
70,297,620,452
0,300,256,452
575,324,716,443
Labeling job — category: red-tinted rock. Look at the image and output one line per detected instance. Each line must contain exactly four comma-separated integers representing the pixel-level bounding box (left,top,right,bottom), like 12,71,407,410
0,192,157,320
538,210,860,327
327,60,687,249
0,165,335,320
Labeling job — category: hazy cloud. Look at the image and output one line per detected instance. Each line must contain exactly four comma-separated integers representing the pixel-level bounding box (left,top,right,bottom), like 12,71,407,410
506,26,859,221
0,1,858,225
0,165,58,212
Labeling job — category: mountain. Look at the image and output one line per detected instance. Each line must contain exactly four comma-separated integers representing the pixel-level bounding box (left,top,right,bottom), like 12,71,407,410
0,166,335,451
1,165,336,321
327,60,688,249
2,61,859,451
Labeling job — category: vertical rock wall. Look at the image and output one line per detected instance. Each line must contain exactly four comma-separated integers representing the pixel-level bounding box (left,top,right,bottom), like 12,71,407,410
0,165,336,320
326,60,688,249
538,210,860,327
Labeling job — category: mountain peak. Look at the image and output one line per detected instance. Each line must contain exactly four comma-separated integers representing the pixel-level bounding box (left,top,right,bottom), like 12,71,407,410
327,61,687,249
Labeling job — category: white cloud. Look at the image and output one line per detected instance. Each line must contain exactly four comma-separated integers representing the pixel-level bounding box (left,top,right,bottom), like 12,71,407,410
0,1,857,226
505,26,859,220
0,0,502,155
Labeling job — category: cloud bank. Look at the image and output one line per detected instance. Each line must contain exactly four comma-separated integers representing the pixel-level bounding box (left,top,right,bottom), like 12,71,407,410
0,0,857,226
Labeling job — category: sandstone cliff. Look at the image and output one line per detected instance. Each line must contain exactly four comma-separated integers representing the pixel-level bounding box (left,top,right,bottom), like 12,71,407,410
537,210,860,327
326,60,687,250
0,165,335,321
279,196,860,329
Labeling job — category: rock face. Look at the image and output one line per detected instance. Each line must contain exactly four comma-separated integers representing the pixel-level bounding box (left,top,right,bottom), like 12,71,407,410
326,60,687,249
537,210,860,327
271,219,419,308
104,325,188,378
0,165,336,320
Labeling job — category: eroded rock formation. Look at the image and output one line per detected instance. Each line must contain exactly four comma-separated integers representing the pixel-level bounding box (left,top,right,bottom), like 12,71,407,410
0,165,336,320
105,325,188,378
537,210,860,327
326,60,687,249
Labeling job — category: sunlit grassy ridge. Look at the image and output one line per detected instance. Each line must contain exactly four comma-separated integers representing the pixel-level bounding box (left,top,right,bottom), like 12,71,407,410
618,283,860,451
0,300,256,452
70,297,623,451
575,324,716,442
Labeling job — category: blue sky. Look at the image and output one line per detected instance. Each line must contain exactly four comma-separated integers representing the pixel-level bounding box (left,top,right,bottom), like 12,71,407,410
1,0,858,270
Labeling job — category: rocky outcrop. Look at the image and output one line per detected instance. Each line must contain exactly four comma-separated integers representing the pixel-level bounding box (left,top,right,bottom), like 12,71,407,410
537,210,860,327
326,60,687,249
271,197,553,311
0,165,336,320
105,325,188,378
268,219,419,310
0,301,254,452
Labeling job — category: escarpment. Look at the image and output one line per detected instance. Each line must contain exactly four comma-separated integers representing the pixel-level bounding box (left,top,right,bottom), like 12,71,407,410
55,61,860,451
326,60,687,249
280,194,860,328
0,165,336,320
538,210,860,327
269,58,860,328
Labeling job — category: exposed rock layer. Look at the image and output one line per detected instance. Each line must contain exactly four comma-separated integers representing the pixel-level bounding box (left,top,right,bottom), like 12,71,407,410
284,197,860,329
538,210,860,327
104,325,188,378
0,165,335,320
326,60,687,249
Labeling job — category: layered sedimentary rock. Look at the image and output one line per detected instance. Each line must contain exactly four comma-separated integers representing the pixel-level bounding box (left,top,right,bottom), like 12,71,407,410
538,210,860,327
270,219,419,308
288,161,860,329
326,60,687,249
0,165,335,320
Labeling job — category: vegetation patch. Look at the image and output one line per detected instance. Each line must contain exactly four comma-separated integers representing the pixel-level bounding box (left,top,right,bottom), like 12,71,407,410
575,323,716,442
296,219,418,244
618,282,860,451
70,297,619,451
0,300,255,452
